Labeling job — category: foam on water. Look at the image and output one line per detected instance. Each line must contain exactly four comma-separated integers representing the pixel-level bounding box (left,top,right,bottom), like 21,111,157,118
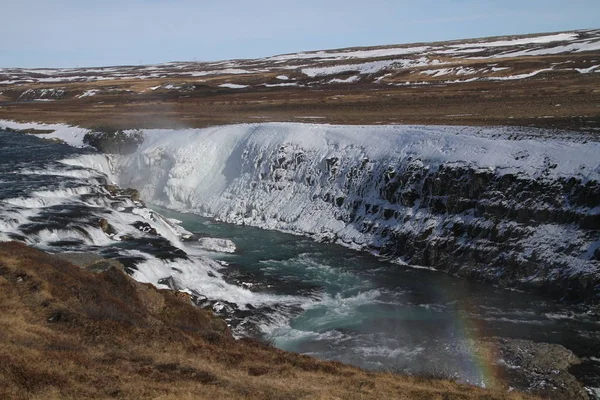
0,130,307,336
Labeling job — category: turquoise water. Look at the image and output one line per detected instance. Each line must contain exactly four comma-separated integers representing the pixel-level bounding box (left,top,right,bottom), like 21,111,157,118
152,205,600,386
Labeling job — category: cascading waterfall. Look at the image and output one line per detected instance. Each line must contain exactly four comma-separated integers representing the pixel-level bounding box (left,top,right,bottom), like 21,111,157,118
94,123,599,303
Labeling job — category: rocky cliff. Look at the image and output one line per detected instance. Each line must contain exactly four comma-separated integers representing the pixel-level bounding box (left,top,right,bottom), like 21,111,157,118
100,123,600,305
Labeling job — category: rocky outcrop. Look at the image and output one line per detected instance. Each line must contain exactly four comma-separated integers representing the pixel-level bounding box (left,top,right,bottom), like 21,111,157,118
481,338,588,400
225,147,600,304
110,124,599,304
83,129,144,155
361,163,600,304
55,252,126,274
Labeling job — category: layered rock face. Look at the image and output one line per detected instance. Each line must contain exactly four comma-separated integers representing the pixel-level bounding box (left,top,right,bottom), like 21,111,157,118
221,144,599,304
319,158,598,303
109,124,599,304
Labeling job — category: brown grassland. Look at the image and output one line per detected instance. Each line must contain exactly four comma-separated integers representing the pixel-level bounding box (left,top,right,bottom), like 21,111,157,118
1,56,599,133
0,242,540,400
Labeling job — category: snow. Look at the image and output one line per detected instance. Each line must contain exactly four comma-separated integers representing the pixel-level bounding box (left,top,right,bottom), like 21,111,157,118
575,65,600,73
1,31,598,88
486,68,554,80
77,89,99,98
451,32,578,49
2,120,598,311
265,46,431,62
190,68,255,76
0,120,91,147
328,76,360,84
490,40,600,58
197,237,237,253
101,124,599,256
302,58,432,77
219,83,248,89
263,82,299,87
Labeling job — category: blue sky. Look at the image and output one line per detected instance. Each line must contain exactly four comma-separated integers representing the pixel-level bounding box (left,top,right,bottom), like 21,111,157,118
1,0,598,68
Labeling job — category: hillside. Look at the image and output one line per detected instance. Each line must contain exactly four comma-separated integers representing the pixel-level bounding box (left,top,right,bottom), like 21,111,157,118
1,29,599,131
0,241,540,400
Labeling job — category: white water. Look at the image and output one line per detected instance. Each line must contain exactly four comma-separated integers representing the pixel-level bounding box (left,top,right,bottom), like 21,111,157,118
56,123,598,283
74,124,598,229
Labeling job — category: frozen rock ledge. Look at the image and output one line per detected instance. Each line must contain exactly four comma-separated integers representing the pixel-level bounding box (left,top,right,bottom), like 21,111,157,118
197,238,237,253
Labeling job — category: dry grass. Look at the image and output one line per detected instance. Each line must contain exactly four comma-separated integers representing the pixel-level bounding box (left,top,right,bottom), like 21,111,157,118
0,242,539,399
1,63,599,133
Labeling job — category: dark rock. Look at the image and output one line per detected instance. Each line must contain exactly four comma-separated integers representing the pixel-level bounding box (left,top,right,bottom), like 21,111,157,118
479,338,588,400
158,276,179,290
99,218,116,235
85,259,126,274
132,221,158,235
124,188,141,202
83,129,144,155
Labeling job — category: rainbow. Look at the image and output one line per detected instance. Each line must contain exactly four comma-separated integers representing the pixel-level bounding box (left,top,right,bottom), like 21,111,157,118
450,303,501,388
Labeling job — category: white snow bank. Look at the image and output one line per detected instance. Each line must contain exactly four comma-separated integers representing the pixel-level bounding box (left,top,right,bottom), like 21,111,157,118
96,123,599,247
219,83,248,89
77,89,99,98
452,32,578,49
492,40,600,58
266,46,430,62
0,120,91,147
329,76,360,84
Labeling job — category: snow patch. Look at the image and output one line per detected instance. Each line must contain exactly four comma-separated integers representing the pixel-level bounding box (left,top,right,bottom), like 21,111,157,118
219,83,248,89
197,237,237,253
0,120,91,148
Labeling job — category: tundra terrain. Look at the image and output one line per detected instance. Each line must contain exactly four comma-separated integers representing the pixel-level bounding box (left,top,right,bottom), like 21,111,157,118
1,29,599,131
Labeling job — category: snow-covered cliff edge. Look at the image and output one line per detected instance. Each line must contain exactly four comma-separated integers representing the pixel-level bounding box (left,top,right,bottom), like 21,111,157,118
87,123,600,303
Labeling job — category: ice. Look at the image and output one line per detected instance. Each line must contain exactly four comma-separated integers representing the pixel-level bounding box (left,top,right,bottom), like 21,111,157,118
85,122,597,278
0,120,91,148
196,237,236,253
6,121,598,301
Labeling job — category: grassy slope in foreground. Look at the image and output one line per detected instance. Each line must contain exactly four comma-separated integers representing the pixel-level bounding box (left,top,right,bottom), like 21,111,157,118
0,242,537,400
